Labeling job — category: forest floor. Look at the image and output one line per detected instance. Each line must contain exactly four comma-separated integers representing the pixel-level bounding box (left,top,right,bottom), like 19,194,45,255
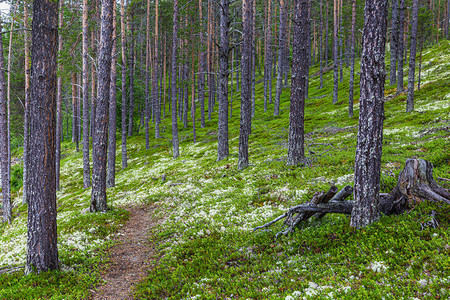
91,205,160,299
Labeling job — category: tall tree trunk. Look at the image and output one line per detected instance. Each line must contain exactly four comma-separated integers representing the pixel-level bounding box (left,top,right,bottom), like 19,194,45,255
198,0,206,128
120,0,127,169
238,0,253,170
348,0,356,117
91,0,113,212
82,0,91,188
287,0,310,166
153,0,161,138
325,0,329,65
107,0,117,188
171,0,179,158
71,72,79,151
274,0,286,116
0,20,11,224
264,0,273,110
390,0,399,85
418,40,423,90
217,0,230,161
23,1,31,201
251,0,256,119
319,0,324,89
351,0,388,229
332,0,339,104
128,17,135,137
397,0,406,93
145,0,150,149
406,0,419,112
191,53,196,143
26,0,59,273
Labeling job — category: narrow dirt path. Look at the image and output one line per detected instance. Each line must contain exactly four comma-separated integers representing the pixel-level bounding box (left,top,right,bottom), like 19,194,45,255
92,205,159,299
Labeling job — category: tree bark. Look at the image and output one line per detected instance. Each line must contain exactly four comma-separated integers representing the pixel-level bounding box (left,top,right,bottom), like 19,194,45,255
26,0,59,273
128,14,135,137
264,0,273,110
274,0,286,116
198,0,206,128
397,0,406,93
23,1,31,201
120,0,127,169
153,0,161,138
348,0,356,117
71,72,79,151
332,0,339,104
238,0,253,170
171,0,180,158
217,0,230,161
351,0,388,229
145,0,151,149
0,21,11,224
91,0,113,212
82,0,91,188
390,0,399,85
406,0,419,112
107,0,117,188
286,0,310,166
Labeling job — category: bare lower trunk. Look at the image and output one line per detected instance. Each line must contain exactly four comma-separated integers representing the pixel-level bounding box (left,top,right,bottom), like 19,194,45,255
120,0,127,169
397,0,406,93
217,0,230,161
23,1,31,200
274,0,286,116
406,0,419,112
26,0,59,273
348,0,356,117
82,0,91,189
91,0,113,212
390,0,399,85
287,0,310,166
351,0,388,229
171,0,180,158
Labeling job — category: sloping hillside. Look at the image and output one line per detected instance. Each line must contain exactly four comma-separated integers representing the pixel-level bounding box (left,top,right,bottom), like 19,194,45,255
0,41,449,299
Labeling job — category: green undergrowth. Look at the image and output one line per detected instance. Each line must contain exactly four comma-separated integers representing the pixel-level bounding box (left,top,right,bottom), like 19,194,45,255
1,41,449,298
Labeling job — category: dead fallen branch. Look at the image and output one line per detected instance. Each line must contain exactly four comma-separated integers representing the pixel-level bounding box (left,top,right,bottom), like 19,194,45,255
254,159,450,238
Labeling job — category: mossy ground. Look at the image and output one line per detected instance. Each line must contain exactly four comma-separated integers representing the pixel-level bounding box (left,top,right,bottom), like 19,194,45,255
1,41,449,299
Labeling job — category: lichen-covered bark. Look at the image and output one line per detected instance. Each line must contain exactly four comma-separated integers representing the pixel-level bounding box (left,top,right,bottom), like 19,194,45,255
351,0,388,229
274,0,286,116
406,0,419,112
26,0,59,273
82,0,91,189
396,0,405,93
23,1,31,202
389,0,399,85
171,0,180,158
107,1,117,188
286,0,310,166
217,0,230,162
238,0,253,170
91,0,113,212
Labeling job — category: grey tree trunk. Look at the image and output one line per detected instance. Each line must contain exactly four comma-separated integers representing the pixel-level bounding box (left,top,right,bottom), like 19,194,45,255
406,0,419,112
128,24,135,137
287,0,310,166
217,0,230,161
274,0,286,116
72,73,79,151
198,0,206,128
325,0,329,65
120,0,127,169
319,0,324,89
264,0,272,110
145,0,151,149
26,0,59,273
107,0,117,188
23,1,31,201
348,0,356,117
397,0,406,93
251,0,256,119
390,0,399,85
0,21,11,224
351,0,388,229
332,0,339,104
172,0,180,158
82,0,91,189
91,0,113,212
153,0,161,139
238,0,253,170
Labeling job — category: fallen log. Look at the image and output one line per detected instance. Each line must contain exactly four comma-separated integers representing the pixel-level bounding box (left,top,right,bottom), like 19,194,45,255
254,159,449,237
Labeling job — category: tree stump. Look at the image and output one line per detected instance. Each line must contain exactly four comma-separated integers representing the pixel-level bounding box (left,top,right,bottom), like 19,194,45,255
254,159,449,236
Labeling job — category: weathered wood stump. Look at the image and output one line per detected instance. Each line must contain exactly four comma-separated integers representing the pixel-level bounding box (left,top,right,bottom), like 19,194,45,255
254,159,449,236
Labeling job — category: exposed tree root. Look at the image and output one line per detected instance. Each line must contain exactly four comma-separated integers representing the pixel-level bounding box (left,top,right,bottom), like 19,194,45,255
254,159,449,237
